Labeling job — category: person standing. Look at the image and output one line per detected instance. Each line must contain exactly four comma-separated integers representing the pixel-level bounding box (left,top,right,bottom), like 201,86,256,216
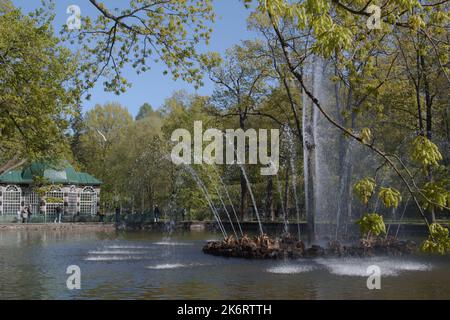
153,204,161,222
26,206,32,223
115,207,121,224
21,207,28,223
54,205,62,223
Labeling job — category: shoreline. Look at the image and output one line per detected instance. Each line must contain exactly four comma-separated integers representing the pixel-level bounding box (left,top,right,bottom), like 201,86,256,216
0,222,115,232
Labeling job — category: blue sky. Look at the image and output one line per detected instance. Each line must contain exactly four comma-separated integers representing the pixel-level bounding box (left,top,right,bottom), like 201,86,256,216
12,0,256,117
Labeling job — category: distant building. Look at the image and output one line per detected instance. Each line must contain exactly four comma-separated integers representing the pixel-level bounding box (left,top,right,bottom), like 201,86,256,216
0,163,101,219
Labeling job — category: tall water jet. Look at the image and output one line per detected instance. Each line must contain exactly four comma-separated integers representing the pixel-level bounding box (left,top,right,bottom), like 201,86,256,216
211,164,244,237
302,56,320,244
284,125,301,240
239,164,264,236
302,56,396,242
184,165,227,238
202,153,244,237
217,173,244,237
212,181,239,239
275,174,288,234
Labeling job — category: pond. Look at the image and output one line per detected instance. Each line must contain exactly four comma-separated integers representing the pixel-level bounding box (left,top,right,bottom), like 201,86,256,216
0,229,449,299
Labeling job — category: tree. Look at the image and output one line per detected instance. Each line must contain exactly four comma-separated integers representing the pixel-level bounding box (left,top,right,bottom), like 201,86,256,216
243,0,449,241
136,103,156,121
0,5,78,175
75,103,133,185
63,0,216,95
108,113,167,213
161,91,221,220
205,41,272,221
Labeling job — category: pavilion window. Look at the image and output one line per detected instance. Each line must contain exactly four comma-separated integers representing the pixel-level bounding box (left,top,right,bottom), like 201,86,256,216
24,190,40,215
3,185,21,216
45,188,64,216
80,187,97,216
68,186,77,215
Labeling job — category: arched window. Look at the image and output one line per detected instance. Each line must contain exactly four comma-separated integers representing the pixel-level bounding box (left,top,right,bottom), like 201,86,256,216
45,187,64,216
68,186,77,215
24,189,40,215
3,185,21,215
80,187,97,216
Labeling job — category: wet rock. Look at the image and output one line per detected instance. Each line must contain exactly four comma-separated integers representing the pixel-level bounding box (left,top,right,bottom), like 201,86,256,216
203,234,418,260
305,245,325,257
326,240,344,257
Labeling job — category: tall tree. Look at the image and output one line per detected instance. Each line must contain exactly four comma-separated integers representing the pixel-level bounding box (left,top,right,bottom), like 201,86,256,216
0,5,78,174
245,0,450,241
205,41,272,221
136,103,156,121
75,103,133,182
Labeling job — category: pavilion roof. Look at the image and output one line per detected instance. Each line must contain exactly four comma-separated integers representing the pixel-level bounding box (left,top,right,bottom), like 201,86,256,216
0,162,102,186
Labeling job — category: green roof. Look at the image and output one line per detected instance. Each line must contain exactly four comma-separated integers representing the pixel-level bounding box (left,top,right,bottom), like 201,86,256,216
0,162,102,186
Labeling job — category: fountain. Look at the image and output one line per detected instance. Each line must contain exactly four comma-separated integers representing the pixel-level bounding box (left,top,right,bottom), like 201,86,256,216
239,164,264,236
184,165,227,238
202,56,421,260
275,173,288,234
284,125,302,240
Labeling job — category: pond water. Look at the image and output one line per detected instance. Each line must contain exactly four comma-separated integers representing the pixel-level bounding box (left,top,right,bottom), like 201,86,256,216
0,229,449,299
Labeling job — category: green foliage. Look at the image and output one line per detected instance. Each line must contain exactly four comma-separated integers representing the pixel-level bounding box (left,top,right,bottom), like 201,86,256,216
378,187,402,209
46,197,64,204
354,178,376,205
0,5,78,173
356,213,386,238
135,103,157,121
411,136,443,168
421,223,450,255
62,0,215,93
360,128,372,144
246,0,445,60
76,102,133,175
33,183,53,198
420,181,450,212
33,181,63,199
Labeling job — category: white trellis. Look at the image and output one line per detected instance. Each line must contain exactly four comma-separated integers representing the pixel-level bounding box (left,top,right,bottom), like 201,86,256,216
80,186,97,216
3,185,21,215
45,187,64,215
68,185,77,215
24,190,40,215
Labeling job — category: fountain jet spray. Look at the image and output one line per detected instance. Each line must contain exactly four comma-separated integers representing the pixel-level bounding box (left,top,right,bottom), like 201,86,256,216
185,165,228,239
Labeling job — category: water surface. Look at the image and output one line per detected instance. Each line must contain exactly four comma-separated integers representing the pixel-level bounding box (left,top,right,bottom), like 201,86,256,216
0,230,449,299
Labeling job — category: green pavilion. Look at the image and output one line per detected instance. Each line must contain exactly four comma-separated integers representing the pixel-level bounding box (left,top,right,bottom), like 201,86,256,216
0,163,102,221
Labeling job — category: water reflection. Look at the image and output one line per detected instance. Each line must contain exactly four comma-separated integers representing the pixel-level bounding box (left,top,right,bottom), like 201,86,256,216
0,229,449,299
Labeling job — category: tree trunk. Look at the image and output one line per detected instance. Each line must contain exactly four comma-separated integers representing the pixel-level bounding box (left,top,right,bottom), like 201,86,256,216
302,61,319,244
303,94,316,244
238,114,249,221
0,158,26,176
